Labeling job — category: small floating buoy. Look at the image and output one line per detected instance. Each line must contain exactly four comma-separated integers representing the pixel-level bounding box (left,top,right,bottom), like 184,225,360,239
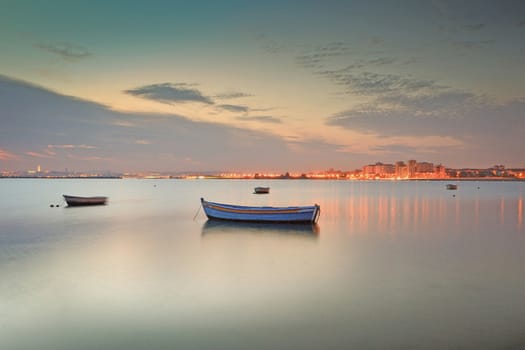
50,204,54,207
453,194,456,197
56,204,60,207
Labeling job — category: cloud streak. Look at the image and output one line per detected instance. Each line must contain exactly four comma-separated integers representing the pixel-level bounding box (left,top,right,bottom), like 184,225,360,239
235,116,282,124
47,144,97,149
0,75,350,172
0,149,18,160
35,42,91,62
295,42,352,69
124,83,214,105
218,104,250,113
25,151,53,158
214,92,253,100
451,40,494,50
326,97,525,164
319,69,443,95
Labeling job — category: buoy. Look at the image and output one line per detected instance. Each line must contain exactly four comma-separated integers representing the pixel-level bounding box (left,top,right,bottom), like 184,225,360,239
50,204,54,207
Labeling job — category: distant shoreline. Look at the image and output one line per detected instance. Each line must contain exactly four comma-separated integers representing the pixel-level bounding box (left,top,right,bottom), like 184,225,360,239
1,176,524,181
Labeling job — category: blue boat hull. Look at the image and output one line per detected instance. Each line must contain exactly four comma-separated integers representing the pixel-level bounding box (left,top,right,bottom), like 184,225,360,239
201,198,320,223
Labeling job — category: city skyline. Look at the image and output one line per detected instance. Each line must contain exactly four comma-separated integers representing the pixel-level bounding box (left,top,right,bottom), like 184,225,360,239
3,158,524,181
1,1,525,172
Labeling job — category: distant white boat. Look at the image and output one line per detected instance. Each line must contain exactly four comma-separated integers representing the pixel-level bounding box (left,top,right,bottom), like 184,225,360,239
63,194,108,206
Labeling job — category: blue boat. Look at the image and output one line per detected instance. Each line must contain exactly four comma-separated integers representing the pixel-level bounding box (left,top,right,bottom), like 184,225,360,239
200,198,320,223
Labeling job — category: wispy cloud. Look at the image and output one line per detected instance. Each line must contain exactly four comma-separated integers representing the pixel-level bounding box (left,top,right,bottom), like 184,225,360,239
34,42,91,62
369,37,386,45
377,90,480,114
235,116,282,124
66,154,113,161
326,85,482,137
214,92,253,100
135,139,152,145
452,40,494,50
320,69,443,96
251,107,276,112
25,151,53,158
218,104,250,113
295,42,352,69
326,96,525,152
124,83,213,104
47,144,97,149
256,33,293,55
3,75,332,172
112,120,137,128
0,149,18,160
370,143,422,154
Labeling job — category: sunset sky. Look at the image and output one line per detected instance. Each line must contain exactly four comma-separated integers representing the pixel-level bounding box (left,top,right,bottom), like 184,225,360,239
1,0,524,172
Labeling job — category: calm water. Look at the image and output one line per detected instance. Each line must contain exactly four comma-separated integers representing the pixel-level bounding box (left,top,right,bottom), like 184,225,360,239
1,179,524,350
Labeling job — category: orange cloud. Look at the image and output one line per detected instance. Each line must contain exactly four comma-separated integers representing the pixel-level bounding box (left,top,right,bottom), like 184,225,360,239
66,154,113,161
47,144,96,149
25,151,53,158
0,149,18,160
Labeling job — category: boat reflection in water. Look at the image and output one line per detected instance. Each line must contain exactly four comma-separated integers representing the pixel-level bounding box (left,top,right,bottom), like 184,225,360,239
201,220,319,239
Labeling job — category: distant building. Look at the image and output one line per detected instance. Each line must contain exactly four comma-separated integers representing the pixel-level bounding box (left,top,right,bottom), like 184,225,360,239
416,162,434,173
408,160,417,178
395,161,408,178
435,164,447,178
362,162,395,177
491,165,506,176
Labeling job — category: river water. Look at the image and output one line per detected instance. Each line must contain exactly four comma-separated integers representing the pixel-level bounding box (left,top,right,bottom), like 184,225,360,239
1,179,524,349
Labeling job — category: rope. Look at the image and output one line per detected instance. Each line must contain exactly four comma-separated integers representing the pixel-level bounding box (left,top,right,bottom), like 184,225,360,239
192,203,202,221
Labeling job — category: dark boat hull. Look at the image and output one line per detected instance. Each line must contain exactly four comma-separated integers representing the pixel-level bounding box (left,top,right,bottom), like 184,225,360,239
254,187,270,194
63,195,108,206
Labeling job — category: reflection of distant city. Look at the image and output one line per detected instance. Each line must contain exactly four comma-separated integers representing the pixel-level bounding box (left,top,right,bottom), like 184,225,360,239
201,220,319,239
316,192,524,233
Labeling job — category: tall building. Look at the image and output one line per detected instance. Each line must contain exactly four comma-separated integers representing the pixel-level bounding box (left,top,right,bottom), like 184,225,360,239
435,164,447,178
416,162,434,174
408,160,417,178
395,161,408,178
363,162,395,177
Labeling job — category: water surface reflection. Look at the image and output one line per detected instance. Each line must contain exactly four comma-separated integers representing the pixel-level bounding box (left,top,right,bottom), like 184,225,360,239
317,185,524,235
201,220,320,238
2,179,525,350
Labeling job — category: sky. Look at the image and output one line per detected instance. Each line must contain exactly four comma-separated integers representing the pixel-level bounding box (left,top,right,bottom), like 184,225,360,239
1,0,524,173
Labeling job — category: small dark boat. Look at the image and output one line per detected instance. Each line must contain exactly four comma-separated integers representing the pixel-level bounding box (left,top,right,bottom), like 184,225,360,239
63,194,108,207
201,198,320,223
254,186,270,194
446,184,458,190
